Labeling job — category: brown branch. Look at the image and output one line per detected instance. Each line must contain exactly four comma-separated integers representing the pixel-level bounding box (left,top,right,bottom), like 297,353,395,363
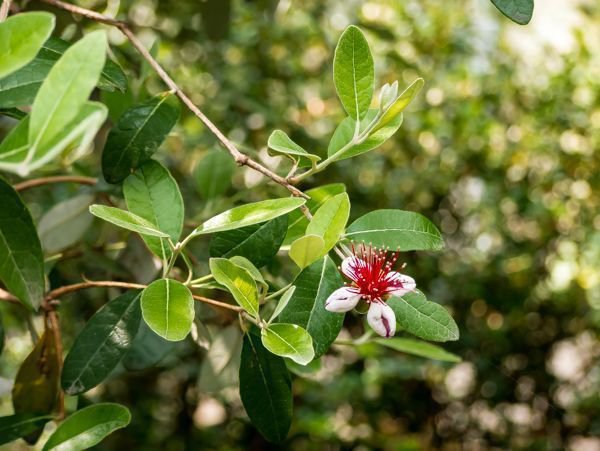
44,310,65,419
39,0,308,200
14,175,97,192
0,0,11,21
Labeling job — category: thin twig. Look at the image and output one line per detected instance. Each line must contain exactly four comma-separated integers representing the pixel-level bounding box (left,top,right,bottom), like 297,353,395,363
14,175,97,192
39,0,308,200
0,0,11,21
44,310,65,420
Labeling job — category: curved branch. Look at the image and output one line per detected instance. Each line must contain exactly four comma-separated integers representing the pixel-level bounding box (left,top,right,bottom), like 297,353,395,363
14,175,97,192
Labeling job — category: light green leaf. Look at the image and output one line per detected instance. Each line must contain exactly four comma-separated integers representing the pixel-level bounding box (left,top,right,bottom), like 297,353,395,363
284,183,346,245
267,130,320,167
0,178,44,310
289,234,324,269
327,108,403,161
491,0,534,25
388,291,459,342
239,329,292,443
124,160,184,260
261,323,315,365
375,337,461,362
344,209,444,251
42,403,131,451
229,256,268,289
61,291,142,395
141,279,194,341
306,193,350,254
194,149,237,199
29,31,107,154
333,25,374,120
209,258,259,317
89,204,169,238
269,286,296,323
193,197,305,235
38,194,94,254
279,256,344,357
102,93,180,184
372,78,424,133
0,12,55,79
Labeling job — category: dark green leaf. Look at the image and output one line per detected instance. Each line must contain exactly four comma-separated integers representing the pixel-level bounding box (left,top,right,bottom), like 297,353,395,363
124,160,184,260
491,0,534,25
194,149,237,199
0,177,44,310
344,209,444,251
210,215,287,267
375,337,461,362
102,93,180,184
239,329,292,443
62,291,142,395
279,256,344,357
388,291,459,342
0,414,52,446
42,403,131,451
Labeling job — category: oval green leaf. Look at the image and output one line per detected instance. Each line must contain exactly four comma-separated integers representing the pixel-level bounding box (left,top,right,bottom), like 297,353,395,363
344,209,444,251
261,323,315,366
0,178,44,310
62,291,142,395
42,403,131,451
387,291,459,342
0,12,55,79
140,278,194,341
279,256,344,357
89,204,170,238
124,160,184,260
209,258,259,317
305,192,350,254
102,93,180,184
491,0,534,25
194,197,305,235
289,234,324,268
267,130,320,167
194,149,237,199
239,329,292,443
333,25,374,120
375,337,461,362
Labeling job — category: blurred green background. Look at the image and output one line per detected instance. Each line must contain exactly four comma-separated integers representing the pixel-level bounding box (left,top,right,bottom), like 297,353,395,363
2,0,600,449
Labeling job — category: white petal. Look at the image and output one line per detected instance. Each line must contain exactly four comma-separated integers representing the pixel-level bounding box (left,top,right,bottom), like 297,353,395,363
367,302,396,338
388,272,416,297
325,287,361,313
341,256,363,281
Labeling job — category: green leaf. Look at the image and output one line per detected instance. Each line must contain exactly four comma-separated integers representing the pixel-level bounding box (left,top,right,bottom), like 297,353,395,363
269,286,296,323
261,323,315,365
0,311,4,356
239,329,292,443
29,31,107,154
327,108,403,161
194,197,305,235
122,320,176,370
124,160,184,260
0,36,127,108
140,279,194,341
375,337,461,362
372,78,424,133
333,25,374,120
62,291,142,395
0,107,26,119
388,291,459,342
102,93,180,184
42,403,131,451
267,130,320,167
0,12,55,78
13,329,60,444
491,0,534,25
305,193,350,254
89,204,170,238
284,183,346,245
279,256,344,357
0,414,52,446
210,215,287,267
38,194,94,254
344,209,444,251
229,256,268,289
0,178,44,310
289,234,324,268
194,149,237,199
209,258,259,317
